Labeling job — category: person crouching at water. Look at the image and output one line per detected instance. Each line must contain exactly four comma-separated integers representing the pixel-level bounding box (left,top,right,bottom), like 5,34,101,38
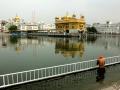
96,56,106,82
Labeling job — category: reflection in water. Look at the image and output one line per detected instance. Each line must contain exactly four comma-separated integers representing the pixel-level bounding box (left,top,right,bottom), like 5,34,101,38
9,36,18,44
0,33,7,47
1,34,120,56
87,35,98,44
1,34,120,58
55,38,85,58
94,35,120,50
9,36,22,53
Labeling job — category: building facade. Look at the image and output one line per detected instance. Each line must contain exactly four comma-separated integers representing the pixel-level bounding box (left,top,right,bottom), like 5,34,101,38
19,23,39,31
55,14,86,33
93,22,120,34
38,23,55,30
0,20,9,32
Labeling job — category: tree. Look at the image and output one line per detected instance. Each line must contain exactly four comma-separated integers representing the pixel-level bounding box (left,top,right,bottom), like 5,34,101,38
87,26,97,34
1,20,7,26
8,25,17,32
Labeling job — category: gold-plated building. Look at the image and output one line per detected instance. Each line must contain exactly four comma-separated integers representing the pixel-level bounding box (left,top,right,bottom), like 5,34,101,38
55,14,86,33
13,15,21,24
11,15,21,26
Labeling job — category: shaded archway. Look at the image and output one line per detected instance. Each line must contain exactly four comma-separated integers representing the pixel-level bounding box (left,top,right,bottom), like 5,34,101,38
66,30,69,33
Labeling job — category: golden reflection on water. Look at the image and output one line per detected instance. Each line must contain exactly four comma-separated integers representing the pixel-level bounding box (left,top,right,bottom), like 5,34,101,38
55,38,85,58
0,33,98,58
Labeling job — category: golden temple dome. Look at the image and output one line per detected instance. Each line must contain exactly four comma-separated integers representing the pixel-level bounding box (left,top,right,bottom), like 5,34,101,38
15,15,20,20
13,15,21,23
16,16,20,19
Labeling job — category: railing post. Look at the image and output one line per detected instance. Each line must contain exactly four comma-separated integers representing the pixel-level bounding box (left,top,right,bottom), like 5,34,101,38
38,70,39,79
3,76,5,86
17,74,18,83
12,74,14,84
21,73,23,82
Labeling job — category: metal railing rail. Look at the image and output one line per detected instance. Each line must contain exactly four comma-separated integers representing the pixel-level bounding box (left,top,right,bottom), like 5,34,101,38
0,56,120,88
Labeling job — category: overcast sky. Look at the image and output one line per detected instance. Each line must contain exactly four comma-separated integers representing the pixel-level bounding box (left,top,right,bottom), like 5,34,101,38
0,0,120,24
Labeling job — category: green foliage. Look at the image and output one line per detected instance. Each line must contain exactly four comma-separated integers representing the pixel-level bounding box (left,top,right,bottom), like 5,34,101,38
87,26,97,33
8,25,17,32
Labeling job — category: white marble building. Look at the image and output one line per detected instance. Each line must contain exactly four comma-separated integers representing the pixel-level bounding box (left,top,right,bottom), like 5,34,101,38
38,23,55,30
19,23,39,31
93,22,120,34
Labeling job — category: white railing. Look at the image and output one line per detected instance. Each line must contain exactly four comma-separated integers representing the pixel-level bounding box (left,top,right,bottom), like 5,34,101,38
0,56,120,88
